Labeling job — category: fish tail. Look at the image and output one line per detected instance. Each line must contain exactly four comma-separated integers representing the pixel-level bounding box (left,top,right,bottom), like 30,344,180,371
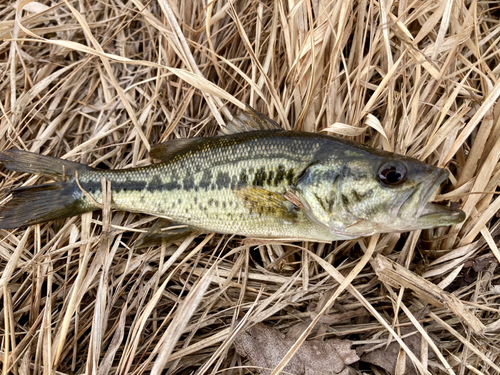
0,150,96,229
0,149,90,178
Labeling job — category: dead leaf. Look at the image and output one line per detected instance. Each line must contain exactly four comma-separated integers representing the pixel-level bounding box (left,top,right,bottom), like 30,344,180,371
472,257,493,272
234,323,359,375
358,328,438,375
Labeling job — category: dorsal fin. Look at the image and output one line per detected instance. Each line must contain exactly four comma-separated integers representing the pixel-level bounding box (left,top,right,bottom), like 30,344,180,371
220,105,282,135
151,106,282,162
150,137,204,163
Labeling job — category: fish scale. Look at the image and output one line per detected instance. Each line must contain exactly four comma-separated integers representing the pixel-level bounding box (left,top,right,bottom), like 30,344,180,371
76,132,334,239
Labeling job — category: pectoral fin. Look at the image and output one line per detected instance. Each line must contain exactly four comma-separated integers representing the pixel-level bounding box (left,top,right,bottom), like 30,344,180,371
235,186,300,222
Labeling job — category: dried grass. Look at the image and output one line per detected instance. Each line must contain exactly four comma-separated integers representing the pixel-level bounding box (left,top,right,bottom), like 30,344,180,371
1,0,500,374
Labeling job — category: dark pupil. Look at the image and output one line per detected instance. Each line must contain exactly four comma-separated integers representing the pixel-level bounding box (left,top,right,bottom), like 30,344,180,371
382,168,402,184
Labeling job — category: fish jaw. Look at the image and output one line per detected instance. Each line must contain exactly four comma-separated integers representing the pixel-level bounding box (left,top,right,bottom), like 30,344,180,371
416,202,466,228
397,168,465,230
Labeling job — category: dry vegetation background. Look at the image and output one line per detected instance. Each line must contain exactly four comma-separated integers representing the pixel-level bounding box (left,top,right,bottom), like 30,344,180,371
1,0,500,374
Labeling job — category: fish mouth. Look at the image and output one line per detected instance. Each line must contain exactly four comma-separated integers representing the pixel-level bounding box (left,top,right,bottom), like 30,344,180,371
417,202,466,227
415,168,465,227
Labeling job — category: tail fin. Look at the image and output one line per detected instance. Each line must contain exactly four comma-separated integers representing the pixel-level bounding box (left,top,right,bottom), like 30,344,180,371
0,182,93,229
0,149,90,179
0,150,95,229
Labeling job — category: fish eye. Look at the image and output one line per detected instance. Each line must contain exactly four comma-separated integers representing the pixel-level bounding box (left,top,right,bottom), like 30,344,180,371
378,161,407,186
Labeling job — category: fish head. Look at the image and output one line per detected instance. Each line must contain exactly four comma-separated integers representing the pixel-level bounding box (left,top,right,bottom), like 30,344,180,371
295,150,465,238
351,157,465,233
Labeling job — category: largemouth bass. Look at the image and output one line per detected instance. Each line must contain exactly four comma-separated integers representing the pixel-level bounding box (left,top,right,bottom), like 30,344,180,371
0,108,465,242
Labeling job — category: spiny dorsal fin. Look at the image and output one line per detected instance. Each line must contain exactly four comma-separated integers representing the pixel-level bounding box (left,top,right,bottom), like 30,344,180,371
220,105,282,135
235,186,299,221
151,106,282,161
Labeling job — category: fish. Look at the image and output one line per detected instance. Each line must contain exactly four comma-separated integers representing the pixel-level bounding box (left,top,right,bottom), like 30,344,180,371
0,107,465,243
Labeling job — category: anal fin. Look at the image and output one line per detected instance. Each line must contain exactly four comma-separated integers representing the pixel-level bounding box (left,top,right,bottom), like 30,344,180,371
134,218,199,248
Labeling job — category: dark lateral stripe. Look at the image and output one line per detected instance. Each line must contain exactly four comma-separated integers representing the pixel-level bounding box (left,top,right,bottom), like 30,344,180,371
216,172,231,189
253,167,267,187
274,165,286,186
81,164,298,196
285,169,295,185
199,170,212,190
266,170,275,185
80,179,147,193
149,175,162,187
162,181,182,190
183,175,195,190
245,165,297,187
81,175,185,194
239,170,248,188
